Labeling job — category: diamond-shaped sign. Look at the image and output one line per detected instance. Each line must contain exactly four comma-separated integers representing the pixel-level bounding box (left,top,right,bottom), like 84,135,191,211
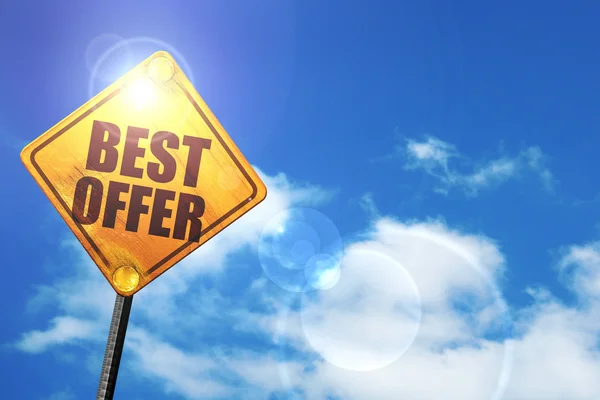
21,51,267,296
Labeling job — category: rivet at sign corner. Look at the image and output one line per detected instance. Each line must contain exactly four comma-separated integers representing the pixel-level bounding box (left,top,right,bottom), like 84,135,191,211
148,56,175,82
112,266,140,293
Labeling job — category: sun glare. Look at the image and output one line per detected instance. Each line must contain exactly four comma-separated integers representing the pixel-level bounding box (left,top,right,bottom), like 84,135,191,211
125,77,156,109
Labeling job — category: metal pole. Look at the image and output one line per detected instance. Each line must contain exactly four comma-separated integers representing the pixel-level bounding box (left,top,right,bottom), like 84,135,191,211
96,294,133,400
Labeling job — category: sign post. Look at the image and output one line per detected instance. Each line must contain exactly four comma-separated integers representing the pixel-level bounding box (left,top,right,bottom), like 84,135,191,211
96,294,133,400
21,51,267,397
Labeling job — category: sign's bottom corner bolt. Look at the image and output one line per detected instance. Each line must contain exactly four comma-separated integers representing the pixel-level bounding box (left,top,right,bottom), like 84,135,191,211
112,265,140,293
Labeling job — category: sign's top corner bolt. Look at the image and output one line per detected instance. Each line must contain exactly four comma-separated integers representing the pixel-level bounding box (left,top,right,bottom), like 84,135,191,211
148,56,174,82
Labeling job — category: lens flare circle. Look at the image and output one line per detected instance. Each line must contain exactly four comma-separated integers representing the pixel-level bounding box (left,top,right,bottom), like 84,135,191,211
258,207,344,293
277,229,515,400
304,253,341,290
84,33,132,79
300,248,422,372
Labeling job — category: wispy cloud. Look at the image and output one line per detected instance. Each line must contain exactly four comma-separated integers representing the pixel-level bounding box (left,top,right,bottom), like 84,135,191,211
0,123,28,152
385,135,556,196
16,316,101,353
44,388,77,400
357,192,380,219
558,241,600,301
126,328,232,399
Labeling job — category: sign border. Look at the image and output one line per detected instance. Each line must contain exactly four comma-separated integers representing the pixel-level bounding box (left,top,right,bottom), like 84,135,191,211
27,73,260,278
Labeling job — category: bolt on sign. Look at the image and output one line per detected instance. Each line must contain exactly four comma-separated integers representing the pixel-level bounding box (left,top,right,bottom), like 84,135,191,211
21,51,267,296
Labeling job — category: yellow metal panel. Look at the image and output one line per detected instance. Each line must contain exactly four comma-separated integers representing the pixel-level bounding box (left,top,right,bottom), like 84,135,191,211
21,51,267,296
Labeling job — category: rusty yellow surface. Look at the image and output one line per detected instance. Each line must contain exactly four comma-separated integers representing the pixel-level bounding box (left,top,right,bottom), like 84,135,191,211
20,51,267,296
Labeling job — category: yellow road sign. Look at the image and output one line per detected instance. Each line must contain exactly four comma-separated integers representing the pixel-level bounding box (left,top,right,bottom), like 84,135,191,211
21,51,267,296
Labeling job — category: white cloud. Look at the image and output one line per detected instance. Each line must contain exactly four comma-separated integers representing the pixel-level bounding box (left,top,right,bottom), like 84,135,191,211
44,388,76,400
221,351,307,393
124,327,308,399
357,192,379,219
522,147,555,191
400,135,555,196
253,218,514,399
558,242,600,300
16,316,101,353
15,171,600,400
406,136,459,166
248,218,600,400
126,328,231,399
504,301,600,400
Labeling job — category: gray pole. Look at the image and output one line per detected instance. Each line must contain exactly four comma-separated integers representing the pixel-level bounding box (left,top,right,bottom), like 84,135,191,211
96,294,133,400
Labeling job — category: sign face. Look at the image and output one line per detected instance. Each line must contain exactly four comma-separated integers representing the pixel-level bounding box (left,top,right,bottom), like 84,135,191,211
21,51,267,296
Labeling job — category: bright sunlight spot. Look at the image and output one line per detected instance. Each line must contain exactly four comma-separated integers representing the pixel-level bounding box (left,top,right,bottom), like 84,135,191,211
125,77,156,109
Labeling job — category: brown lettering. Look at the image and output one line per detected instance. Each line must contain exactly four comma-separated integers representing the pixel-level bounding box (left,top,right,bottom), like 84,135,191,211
149,189,175,238
120,126,149,178
86,120,120,173
173,193,205,242
72,177,103,224
102,181,130,228
126,185,153,232
182,136,212,187
148,131,179,183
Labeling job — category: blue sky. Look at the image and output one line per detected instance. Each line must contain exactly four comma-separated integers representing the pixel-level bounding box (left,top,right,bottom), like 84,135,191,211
2,1,600,399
